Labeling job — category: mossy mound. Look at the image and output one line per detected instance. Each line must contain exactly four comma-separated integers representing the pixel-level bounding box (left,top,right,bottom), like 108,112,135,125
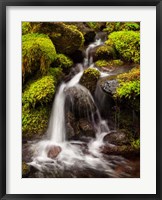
51,54,73,72
95,45,116,61
106,31,140,63
22,105,51,140
22,75,55,108
80,68,100,94
22,33,56,82
31,22,84,54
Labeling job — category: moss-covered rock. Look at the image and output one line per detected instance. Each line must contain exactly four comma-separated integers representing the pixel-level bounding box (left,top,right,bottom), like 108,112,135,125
51,54,73,73
106,31,140,63
80,68,100,94
31,22,84,54
95,45,116,61
22,104,51,140
22,33,56,82
22,75,55,108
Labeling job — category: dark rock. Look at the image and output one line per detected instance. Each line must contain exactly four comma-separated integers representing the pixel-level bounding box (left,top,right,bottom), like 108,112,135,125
47,145,62,159
65,86,97,118
78,119,96,138
22,162,31,178
103,130,130,146
100,144,140,158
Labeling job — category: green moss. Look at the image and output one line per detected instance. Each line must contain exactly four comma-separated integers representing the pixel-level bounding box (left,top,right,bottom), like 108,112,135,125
48,67,63,81
22,162,30,177
22,33,56,81
22,22,32,35
22,105,51,139
103,22,121,34
106,31,140,63
95,45,116,60
95,59,124,68
80,68,100,93
52,54,73,70
131,139,140,149
120,23,140,31
22,75,55,108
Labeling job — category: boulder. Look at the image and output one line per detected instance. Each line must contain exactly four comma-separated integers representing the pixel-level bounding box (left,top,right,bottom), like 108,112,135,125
103,130,130,146
47,145,62,159
65,85,97,118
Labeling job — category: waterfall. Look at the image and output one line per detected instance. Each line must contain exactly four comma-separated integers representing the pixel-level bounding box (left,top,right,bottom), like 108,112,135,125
28,37,131,178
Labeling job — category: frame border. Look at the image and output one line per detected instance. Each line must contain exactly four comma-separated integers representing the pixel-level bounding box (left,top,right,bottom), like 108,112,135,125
0,0,161,199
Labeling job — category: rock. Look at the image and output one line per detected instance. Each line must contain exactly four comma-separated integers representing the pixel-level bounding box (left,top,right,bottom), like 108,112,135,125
78,119,96,138
47,145,62,159
103,130,130,146
100,144,140,158
65,86,97,118
80,68,100,94
99,75,118,96
32,22,84,55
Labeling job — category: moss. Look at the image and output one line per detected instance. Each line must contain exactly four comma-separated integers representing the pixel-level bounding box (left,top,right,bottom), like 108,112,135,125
95,45,116,60
22,22,32,35
22,75,55,108
31,22,84,54
120,23,140,31
95,59,124,68
103,22,140,33
106,31,140,63
51,54,73,71
48,67,63,81
131,139,140,149
80,68,100,93
22,33,56,81
22,105,51,140
22,162,30,177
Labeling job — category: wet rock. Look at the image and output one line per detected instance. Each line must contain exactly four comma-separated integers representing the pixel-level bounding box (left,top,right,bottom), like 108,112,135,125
100,144,140,158
65,86,97,118
78,119,96,138
47,145,62,159
103,130,130,146
99,75,118,96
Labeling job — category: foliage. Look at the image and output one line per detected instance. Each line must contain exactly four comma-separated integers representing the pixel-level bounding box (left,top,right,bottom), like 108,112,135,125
103,22,140,33
22,75,55,108
22,22,32,35
103,22,121,34
106,31,140,63
115,67,140,100
52,54,73,70
131,139,140,149
48,67,63,81
120,23,140,31
86,22,102,30
22,33,56,81
95,45,116,60
116,80,140,99
95,59,124,68
22,105,51,139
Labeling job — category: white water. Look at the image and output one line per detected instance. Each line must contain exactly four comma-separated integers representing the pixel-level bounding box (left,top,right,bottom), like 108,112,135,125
28,38,130,178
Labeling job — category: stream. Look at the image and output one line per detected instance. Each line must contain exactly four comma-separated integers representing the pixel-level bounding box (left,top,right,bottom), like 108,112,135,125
24,35,140,178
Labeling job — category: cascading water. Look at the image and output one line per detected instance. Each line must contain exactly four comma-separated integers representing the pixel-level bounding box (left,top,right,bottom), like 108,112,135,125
28,37,134,178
